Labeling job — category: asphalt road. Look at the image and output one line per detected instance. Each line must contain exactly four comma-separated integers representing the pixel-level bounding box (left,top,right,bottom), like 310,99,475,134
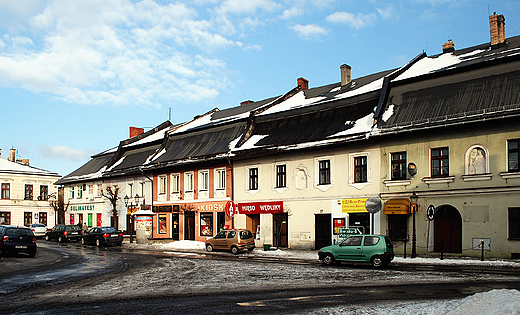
1,241,519,314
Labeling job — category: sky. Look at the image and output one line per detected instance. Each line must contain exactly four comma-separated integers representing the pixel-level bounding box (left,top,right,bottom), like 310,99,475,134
1,0,519,178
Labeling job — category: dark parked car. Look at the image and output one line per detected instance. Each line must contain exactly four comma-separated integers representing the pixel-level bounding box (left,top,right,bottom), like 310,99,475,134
81,227,123,247
318,234,394,268
45,225,83,243
0,225,37,257
205,229,255,254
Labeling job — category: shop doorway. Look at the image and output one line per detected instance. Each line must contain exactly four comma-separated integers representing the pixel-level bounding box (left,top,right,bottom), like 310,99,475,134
246,214,260,239
315,213,331,250
348,213,369,234
172,213,179,240
434,205,462,253
273,213,288,247
216,212,225,233
184,211,195,240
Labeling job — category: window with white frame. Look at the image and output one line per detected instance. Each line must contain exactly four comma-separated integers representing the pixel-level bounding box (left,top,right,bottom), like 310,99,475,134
249,167,259,190
96,184,102,197
354,156,367,183
24,184,33,200
349,153,370,187
318,160,331,185
199,170,209,191
507,139,520,172
88,184,93,197
140,182,145,200
215,168,226,190
127,183,133,197
171,174,180,193
1,183,10,200
158,175,167,195
431,147,449,177
314,156,334,190
185,172,194,192
77,186,82,199
70,186,75,199
275,164,287,188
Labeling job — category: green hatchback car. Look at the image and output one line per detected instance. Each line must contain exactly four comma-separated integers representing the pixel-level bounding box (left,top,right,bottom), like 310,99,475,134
318,235,394,268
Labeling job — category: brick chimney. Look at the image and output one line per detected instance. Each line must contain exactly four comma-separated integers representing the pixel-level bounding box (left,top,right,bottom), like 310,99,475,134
489,13,505,47
130,127,144,138
340,64,351,86
297,77,309,90
8,148,16,162
442,39,455,53
240,100,253,106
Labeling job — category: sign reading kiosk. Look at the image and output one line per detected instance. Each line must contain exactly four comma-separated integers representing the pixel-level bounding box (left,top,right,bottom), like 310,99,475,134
237,201,283,214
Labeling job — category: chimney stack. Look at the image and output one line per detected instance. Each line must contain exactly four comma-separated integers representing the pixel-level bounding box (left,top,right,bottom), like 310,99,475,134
297,77,309,90
8,148,16,162
240,100,253,106
130,127,144,138
442,39,455,53
340,64,351,86
489,13,505,47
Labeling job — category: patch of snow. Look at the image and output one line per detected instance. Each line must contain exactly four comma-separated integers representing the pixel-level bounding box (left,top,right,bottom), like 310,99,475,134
232,134,269,151
333,77,383,100
327,113,374,138
395,53,463,81
228,136,241,150
172,113,214,134
259,91,326,116
105,156,125,172
124,127,170,147
148,148,165,163
382,104,395,122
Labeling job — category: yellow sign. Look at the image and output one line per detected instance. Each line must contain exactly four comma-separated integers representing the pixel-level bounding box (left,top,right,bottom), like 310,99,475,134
342,198,369,213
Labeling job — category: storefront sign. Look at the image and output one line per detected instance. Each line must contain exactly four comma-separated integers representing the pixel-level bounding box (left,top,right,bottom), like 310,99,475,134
238,201,283,214
341,198,369,213
225,201,237,218
70,205,95,212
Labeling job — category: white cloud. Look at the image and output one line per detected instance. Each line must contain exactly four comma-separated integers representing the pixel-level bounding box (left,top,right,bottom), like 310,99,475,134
215,0,280,16
325,11,377,29
244,44,262,51
279,7,303,20
39,145,96,161
290,24,328,39
376,7,396,20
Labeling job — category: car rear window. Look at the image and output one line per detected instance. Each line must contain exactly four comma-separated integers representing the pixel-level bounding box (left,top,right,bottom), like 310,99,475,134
384,236,393,248
67,225,82,231
364,236,380,246
6,228,34,236
100,227,117,233
240,230,253,239
32,224,46,227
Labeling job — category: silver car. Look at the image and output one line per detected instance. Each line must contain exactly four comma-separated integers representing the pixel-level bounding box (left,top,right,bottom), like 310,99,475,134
29,223,47,238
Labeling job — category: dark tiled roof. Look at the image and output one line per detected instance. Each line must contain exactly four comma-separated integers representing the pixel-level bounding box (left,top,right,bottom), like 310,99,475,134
55,153,114,185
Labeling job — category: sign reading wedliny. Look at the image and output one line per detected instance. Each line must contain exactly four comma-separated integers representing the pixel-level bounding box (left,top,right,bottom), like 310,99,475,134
342,198,369,213
238,201,284,214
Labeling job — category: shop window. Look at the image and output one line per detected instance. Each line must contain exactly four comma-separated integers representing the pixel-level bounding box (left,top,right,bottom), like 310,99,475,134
215,168,226,190
200,213,213,236
508,139,520,172
249,168,259,190
0,211,11,225
333,218,345,235
388,215,408,241
509,207,520,240
431,147,449,177
158,214,167,234
39,185,48,201
185,172,194,192
354,156,367,183
24,184,33,200
199,170,209,191
318,160,331,185
276,164,287,188
1,183,10,199
158,175,167,195
391,152,407,180
171,174,180,193
39,212,47,226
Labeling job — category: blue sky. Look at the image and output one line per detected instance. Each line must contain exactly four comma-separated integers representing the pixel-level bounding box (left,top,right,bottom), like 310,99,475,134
1,0,519,177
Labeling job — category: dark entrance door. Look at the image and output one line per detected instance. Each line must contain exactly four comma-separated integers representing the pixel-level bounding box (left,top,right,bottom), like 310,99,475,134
315,213,331,250
273,213,288,247
434,205,462,253
172,213,179,241
216,212,225,233
348,213,369,234
184,211,195,240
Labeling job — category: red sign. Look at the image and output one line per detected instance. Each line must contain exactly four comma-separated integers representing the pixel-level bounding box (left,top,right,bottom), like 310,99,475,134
238,201,283,214
225,200,237,218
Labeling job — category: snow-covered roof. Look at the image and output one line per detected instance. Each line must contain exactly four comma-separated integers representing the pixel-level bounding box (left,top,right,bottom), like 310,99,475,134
0,158,60,177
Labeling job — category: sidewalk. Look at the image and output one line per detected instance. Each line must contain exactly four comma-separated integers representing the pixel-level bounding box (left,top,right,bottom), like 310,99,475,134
123,240,520,270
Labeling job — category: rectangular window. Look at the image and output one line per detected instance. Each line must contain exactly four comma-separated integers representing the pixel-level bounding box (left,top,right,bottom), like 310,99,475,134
391,152,407,180
128,183,133,197
200,212,213,236
24,184,33,200
39,212,47,226
1,183,10,199
140,182,145,201
508,139,520,172
199,171,209,191
39,185,49,201
97,184,102,197
71,186,75,199
88,185,93,196
509,207,520,240
318,160,331,185
0,211,11,225
216,169,226,190
276,164,287,188
388,215,408,241
158,175,167,195
158,214,167,234
431,147,449,177
77,186,82,199
354,156,368,183
171,174,180,193
249,168,259,190
185,172,194,192
24,212,32,226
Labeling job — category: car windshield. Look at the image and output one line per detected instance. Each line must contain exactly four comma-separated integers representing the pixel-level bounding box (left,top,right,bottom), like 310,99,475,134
100,227,117,233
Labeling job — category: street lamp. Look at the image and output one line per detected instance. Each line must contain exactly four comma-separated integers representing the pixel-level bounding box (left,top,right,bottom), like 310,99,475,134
124,194,141,243
410,191,419,258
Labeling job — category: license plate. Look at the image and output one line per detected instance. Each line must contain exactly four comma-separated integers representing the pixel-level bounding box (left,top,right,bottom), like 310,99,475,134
245,245,252,248
71,232,78,235
16,246,27,249
111,235,118,237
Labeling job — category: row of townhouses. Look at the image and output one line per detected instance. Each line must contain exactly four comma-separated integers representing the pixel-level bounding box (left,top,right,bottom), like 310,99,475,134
50,14,519,258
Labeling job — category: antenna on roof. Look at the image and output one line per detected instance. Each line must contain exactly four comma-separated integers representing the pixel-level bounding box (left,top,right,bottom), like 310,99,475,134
424,41,428,53
168,107,171,121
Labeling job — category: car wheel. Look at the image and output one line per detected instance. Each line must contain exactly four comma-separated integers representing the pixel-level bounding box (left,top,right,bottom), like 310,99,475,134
322,254,335,266
58,235,64,243
247,248,254,252
206,244,213,252
371,256,384,268
96,238,102,247
231,246,239,255
45,235,50,241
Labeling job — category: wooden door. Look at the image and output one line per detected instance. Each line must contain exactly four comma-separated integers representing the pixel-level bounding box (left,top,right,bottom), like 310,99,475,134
434,205,462,253
315,214,332,250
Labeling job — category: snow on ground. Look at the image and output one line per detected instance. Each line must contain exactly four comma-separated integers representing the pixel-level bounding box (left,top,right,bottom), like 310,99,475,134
124,240,520,314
